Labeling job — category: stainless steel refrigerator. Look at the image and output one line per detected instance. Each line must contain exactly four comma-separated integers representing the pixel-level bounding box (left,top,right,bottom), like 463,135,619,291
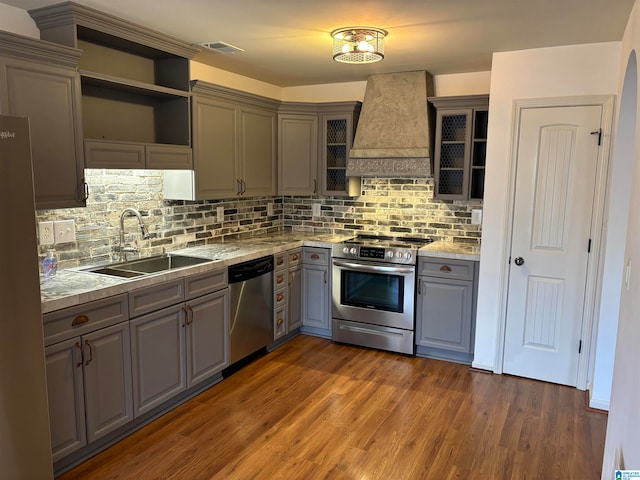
0,114,53,478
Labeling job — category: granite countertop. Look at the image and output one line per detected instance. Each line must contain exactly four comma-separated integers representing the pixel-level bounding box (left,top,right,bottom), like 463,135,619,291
41,232,479,313
40,232,351,314
418,241,481,261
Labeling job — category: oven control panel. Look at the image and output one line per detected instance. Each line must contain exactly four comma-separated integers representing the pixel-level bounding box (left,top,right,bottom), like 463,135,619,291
333,245,415,264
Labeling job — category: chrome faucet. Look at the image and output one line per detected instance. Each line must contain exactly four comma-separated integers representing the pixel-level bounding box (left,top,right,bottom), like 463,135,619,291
119,208,149,261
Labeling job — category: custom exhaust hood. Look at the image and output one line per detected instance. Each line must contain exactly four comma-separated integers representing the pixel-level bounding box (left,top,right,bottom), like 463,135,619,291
347,71,434,177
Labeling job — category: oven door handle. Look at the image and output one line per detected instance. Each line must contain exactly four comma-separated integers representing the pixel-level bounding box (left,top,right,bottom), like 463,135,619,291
332,259,414,275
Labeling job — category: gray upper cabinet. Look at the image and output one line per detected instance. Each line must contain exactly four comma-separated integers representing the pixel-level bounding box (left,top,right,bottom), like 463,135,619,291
278,101,361,197
428,95,489,200
29,2,199,170
164,82,278,200
0,31,86,210
278,113,319,196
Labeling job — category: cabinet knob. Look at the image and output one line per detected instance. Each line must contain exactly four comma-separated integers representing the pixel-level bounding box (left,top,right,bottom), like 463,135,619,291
291,254,299,261
277,318,284,326
277,293,284,302
277,258,284,266
277,275,284,284
72,314,89,326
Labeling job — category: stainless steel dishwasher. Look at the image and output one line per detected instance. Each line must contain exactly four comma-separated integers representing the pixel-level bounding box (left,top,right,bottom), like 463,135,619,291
228,255,274,364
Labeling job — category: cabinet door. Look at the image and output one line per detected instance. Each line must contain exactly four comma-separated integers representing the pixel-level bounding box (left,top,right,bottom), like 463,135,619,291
45,338,86,462
186,290,229,387
82,322,133,443
320,114,353,196
302,265,330,330
288,266,303,331
278,114,318,195
130,305,186,416
192,96,239,199
0,58,85,209
433,109,472,200
240,106,276,196
416,276,473,353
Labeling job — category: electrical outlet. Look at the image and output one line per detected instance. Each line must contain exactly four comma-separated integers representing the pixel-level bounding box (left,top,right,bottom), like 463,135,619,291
38,221,55,245
267,203,274,216
54,220,76,243
312,203,321,217
217,206,225,223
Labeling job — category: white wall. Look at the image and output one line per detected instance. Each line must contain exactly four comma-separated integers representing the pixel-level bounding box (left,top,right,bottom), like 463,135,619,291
602,1,640,475
473,42,621,378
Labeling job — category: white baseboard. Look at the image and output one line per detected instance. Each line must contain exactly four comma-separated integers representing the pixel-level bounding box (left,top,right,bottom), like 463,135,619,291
471,360,495,372
589,390,610,411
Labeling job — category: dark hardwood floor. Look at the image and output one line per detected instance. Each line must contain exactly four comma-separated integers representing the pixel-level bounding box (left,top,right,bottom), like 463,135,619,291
58,335,607,479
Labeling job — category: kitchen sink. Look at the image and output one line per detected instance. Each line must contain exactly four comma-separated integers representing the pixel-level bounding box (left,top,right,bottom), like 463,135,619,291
82,254,215,277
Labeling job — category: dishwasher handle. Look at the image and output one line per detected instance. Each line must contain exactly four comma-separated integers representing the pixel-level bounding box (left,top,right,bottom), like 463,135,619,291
228,255,274,283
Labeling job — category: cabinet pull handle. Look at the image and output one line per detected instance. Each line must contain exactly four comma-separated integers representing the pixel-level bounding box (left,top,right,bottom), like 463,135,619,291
82,180,89,201
324,270,327,284
440,265,452,272
75,341,84,368
242,180,247,194
310,253,320,259
72,314,89,326
237,179,242,195
313,179,317,194
186,305,194,325
277,275,284,284
84,340,93,366
277,293,284,302
418,279,422,295
181,306,187,327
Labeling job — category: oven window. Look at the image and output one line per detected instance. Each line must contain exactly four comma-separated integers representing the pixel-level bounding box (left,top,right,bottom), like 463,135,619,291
340,270,404,313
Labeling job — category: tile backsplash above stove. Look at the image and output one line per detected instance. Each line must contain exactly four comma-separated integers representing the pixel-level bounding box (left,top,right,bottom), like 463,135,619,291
35,170,480,269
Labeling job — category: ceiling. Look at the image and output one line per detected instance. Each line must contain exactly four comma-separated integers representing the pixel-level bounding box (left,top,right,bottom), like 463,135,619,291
4,0,636,87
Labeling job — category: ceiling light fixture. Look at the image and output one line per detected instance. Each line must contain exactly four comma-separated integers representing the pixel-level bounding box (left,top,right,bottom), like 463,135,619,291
331,27,387,64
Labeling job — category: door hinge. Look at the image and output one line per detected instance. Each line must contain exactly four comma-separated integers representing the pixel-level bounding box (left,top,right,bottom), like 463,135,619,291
579,340,583,354
508,256,511,264
588,238,592,253
591,129,602,146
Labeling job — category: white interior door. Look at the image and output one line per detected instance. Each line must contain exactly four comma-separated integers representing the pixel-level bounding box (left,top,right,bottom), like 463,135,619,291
503,105,602,386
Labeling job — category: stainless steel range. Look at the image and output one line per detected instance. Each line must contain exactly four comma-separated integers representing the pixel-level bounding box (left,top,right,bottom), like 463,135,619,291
331,235,433,354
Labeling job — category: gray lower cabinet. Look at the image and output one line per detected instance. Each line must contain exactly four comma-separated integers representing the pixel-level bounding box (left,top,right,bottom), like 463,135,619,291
273,249,303,339
415,257,478,363
130,277,229,416
301,247,331,336
0,31,85,210
288,265,303,331
44,295,132,462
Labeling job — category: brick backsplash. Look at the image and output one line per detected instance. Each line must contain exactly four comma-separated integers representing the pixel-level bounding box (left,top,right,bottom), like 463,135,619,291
36,171,481,269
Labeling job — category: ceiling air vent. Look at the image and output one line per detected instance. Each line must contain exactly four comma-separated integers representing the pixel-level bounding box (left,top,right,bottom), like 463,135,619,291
198,41,244,54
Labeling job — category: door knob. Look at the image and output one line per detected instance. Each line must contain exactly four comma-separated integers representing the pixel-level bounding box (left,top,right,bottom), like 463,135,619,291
514,257,525,266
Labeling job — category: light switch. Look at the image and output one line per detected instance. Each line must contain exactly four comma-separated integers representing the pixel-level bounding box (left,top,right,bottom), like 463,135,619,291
471,209,483,225
312,203,321,217
54,220,75,243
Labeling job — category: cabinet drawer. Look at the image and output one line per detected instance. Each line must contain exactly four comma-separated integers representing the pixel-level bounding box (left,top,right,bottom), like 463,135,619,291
418,258,475,281
274,271,287,288
274,252,287,272
274,305,287,340
146,145,192,170
129,279,184,318
84,140,145,169
185,268,227,300
43,294,128,346
288,248,302,267
302,247,329,265
274,287,287,309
